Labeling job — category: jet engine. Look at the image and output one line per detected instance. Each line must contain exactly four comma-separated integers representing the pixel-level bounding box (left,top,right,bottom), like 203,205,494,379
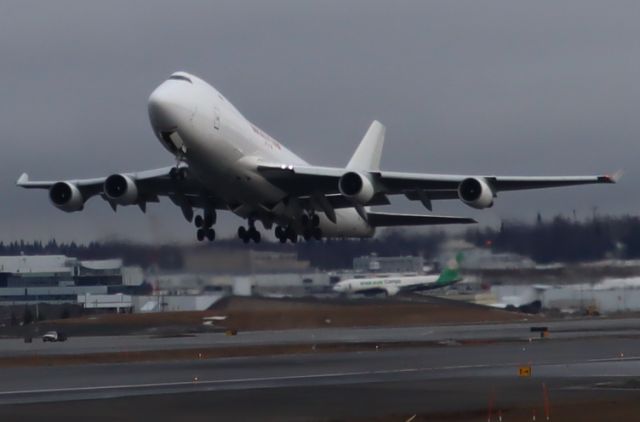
49,182,84,212
458,177,494,209
338,171,375,204
104,174,139,205
385,286,400,296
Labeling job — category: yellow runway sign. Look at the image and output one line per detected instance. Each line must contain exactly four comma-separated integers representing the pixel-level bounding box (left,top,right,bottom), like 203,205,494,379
519,365,532,377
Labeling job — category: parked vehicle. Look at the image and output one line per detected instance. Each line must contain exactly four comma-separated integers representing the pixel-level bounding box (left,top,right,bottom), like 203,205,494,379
42,331,67,342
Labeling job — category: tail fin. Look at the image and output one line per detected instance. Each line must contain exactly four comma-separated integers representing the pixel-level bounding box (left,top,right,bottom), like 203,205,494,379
436,253,464,285
347,120,385,171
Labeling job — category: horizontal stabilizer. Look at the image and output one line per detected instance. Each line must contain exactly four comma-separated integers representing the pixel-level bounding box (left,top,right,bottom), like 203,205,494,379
366,212,476,227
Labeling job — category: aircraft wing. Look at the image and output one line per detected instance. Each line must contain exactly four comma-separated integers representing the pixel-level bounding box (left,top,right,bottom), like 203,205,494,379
378,171,618,195
16,166,227,214
258,164,619,207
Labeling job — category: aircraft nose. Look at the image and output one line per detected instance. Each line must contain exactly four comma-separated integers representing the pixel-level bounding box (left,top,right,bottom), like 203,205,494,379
147,83,193,133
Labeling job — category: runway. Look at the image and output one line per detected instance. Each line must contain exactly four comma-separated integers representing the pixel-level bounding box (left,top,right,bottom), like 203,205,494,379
1,318,639,421
0,335,639,420
1,316,640,357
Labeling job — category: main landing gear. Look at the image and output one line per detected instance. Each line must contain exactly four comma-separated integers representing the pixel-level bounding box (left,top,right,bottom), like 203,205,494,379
275,213,323,244
195,210,216,242
275,225,297,244
238,221,261,244
301,213,322,241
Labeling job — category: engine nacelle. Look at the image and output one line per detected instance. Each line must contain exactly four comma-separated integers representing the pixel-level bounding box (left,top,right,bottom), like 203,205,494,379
385,286,400,296
49,182,84,212
104,174,139,205
338,171,375,204
458,177,494,209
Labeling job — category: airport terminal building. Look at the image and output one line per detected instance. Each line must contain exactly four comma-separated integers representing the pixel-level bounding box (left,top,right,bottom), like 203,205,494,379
0,255,143,308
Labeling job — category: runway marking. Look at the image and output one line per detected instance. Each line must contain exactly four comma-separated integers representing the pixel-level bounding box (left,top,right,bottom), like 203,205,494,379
583,355,640,363
0,363,505,397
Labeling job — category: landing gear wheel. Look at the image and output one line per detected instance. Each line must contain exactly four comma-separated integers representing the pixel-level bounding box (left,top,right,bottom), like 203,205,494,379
194,215,204,228
206,228,216,241
238,226,256,244
311,214,320,227
301,214,310,228
303,229,312,241
196,229,205,242
275,226,285,238
312,227,322,240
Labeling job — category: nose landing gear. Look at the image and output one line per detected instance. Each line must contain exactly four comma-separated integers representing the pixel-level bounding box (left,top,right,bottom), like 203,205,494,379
169,167,189,181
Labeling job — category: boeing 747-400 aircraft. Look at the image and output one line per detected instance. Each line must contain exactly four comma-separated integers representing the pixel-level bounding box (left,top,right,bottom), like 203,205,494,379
17,71,618,243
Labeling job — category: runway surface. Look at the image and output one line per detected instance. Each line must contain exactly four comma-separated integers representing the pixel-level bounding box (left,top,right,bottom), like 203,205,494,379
0,336,639,420
1,317,639,357
1,319,639,421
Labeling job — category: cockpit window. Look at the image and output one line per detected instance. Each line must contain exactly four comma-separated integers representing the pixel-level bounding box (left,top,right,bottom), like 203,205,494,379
168,75,192,83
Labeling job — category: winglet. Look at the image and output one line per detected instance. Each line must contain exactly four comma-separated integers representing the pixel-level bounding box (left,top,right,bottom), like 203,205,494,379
347,120,385,171
598,170,622,184
16,173,29,186
610,170,623,183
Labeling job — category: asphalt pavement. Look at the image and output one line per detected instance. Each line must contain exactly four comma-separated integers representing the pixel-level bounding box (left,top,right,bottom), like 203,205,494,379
0,319,639,421
1,317,639,357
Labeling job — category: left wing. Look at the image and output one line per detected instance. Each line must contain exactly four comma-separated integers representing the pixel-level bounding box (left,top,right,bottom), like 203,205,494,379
17,167,226,219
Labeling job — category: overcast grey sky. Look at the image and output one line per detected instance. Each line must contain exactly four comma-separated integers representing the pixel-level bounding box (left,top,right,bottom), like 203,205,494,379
0,1,635,243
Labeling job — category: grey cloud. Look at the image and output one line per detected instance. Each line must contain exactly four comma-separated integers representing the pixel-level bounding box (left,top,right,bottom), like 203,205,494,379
0,0,635,242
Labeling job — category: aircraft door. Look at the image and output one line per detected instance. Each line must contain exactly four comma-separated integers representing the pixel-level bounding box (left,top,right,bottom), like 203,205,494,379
213,106,221,130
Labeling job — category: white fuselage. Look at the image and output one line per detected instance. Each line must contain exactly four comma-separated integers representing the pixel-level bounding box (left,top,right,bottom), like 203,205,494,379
333,274,441,296
147,72,373,237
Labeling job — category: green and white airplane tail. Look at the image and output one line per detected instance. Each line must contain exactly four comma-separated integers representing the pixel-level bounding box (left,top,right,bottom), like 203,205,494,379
435,252,464,286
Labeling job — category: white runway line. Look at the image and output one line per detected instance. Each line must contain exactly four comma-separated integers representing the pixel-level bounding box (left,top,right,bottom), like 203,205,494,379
1,356,638,398
0,362,504,397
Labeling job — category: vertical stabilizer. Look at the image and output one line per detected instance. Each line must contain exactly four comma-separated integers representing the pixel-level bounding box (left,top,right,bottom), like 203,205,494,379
436,253,464,285
347,120,385,171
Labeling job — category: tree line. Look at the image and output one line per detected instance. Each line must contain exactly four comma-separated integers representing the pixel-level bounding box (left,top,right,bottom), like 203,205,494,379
1,214,639,268
465,214,640,263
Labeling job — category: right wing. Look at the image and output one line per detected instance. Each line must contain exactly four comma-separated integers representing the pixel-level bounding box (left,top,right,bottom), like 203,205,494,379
258,163,619,209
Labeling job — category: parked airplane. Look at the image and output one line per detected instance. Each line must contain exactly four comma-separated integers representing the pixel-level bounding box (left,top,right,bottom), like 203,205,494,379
17,71,618,243
333,254,464,296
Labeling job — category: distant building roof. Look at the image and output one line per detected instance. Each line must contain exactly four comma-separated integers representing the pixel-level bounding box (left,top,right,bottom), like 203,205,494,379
0,255,76,274
0,255,127,275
